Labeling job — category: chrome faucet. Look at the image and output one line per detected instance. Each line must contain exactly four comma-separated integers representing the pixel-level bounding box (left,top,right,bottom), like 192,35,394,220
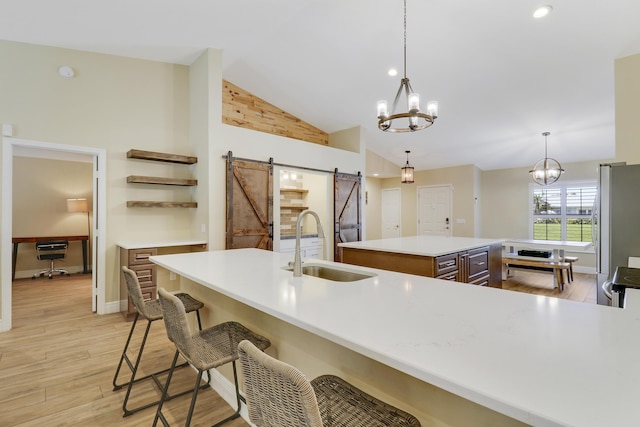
293,210,325,277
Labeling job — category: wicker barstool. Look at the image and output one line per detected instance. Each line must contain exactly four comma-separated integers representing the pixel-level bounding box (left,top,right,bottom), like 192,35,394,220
153,287,271,427
238,340,421,427
112,266,205,417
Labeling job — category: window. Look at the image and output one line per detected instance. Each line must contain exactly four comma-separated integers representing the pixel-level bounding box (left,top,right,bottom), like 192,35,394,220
531,182,596,242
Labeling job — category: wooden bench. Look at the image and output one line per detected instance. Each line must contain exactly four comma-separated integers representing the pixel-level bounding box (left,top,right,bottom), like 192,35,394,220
563,256,578,282
502,257,571,291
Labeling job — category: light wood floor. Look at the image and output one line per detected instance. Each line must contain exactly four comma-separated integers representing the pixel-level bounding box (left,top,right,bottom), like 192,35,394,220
1,270,596,426
1,274,248,427
502,270,597,304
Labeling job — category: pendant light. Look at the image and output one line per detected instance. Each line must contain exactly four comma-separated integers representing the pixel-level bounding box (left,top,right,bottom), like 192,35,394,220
401,150,415,184
376,0,438,132
529,132,564,185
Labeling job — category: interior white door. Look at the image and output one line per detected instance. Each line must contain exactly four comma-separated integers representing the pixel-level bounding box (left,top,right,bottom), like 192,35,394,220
382,188,401,238
418,185,452,236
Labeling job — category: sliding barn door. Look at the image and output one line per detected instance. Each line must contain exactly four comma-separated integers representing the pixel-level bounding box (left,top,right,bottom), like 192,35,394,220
226,157,273,250
334,172,362,261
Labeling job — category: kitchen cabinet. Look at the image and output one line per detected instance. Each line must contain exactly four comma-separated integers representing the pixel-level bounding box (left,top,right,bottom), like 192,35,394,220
118,240,206,321
339,237,502,288
279,236,323,259
119,246,157,321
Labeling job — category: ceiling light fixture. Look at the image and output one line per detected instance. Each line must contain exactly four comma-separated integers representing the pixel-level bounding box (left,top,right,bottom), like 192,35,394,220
533,5,553,18
377,0,438,132
401,150,415,184
529,132,564,185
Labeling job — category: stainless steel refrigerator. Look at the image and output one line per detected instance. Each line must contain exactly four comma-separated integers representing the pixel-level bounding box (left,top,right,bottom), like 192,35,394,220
595,163,640,305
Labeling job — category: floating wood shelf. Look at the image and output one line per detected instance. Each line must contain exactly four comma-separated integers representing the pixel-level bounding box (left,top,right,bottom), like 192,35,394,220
280,188,308,193
127,201,198,208
127,175,198,186
127,149,197,165
281,205,309,210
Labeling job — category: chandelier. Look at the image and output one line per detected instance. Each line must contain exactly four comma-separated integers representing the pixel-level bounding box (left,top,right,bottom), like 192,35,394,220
401,150,415,183
529,132,564,185
377,0,438,132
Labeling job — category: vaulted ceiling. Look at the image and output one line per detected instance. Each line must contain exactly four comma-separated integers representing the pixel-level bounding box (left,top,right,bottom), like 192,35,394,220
2,0,640,173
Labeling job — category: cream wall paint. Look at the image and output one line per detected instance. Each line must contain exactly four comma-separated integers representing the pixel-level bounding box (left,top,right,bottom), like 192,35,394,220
0,40,192,306
329,126,361,153
381,164,477,237
0,42,367,314
481,160,603,270
615,53,640,164
12,157,92,277
365,177,383,240
366,148,401,178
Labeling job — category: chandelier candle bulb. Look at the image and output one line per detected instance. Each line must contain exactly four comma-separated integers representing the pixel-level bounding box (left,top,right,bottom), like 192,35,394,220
377,100,389,117
408,93,420,111
427,101,438,117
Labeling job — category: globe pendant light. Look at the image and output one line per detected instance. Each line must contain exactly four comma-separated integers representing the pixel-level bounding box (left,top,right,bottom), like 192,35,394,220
376,0,438,132
529,132,564,185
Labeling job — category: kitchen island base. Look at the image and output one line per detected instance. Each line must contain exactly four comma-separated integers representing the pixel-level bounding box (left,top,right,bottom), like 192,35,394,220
341,242,502,288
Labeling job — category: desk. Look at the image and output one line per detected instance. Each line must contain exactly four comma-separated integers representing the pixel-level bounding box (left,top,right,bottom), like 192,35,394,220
502,239,593,287
12,235,88,280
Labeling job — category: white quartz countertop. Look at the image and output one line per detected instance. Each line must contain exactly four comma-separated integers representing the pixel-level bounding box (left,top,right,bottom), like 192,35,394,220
117,239,207,250
338,235,503,256
150,248,640,427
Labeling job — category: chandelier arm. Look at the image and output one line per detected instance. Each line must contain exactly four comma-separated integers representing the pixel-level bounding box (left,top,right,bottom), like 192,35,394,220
390,80,406,116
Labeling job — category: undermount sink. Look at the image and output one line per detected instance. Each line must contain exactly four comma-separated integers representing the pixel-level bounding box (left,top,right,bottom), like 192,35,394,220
284,264,376,282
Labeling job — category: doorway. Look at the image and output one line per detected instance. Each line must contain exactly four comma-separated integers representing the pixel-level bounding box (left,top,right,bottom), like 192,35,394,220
1,137,106,332
417,185,452,236
381,188,401,238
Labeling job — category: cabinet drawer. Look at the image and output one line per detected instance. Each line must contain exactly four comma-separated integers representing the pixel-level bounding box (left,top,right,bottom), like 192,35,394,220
435,253,458,276
436,271,459,281
467,248,489,279
129,263,157,287
140,286,157,302
128,247,158,266
469,273,490,287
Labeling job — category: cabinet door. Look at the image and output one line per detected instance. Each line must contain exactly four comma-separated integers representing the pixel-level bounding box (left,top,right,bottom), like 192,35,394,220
467,247,490,283
435,253,458,276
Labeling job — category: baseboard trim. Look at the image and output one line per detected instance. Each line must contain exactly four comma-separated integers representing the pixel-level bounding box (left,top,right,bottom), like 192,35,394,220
206,367,250,423
104,300,122,314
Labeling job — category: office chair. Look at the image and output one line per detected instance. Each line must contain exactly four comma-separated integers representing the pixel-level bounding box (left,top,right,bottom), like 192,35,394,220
32,240,70,279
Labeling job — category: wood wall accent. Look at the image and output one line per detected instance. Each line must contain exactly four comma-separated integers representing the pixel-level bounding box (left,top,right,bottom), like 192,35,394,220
222,80,329,146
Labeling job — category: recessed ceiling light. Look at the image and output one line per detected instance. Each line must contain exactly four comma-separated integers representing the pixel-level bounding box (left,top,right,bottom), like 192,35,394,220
373,173,379,177
533,5,552,18
388,68,398,77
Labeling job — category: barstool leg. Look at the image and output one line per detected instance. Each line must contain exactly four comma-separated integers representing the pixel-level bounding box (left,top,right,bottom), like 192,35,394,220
112,312,143,390
121,318,154,416
211,360,243,427
153,350,180,427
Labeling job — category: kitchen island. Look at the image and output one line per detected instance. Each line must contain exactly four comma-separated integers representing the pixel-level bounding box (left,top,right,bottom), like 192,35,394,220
339,236,503,287
150,248,640,427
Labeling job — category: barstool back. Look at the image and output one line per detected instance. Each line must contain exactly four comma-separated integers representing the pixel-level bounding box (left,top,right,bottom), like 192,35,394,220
238,340,324,427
